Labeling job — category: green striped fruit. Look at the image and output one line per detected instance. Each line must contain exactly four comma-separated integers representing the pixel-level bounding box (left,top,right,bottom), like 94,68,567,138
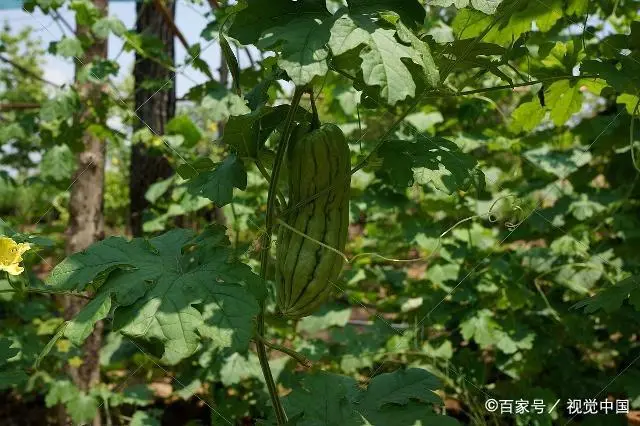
275,123,350,319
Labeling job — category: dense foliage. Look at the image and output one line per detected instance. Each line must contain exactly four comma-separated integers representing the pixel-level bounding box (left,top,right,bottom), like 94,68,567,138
1,0,640,425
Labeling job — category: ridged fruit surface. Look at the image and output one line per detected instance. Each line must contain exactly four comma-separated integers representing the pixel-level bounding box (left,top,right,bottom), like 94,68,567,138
275,123,350,319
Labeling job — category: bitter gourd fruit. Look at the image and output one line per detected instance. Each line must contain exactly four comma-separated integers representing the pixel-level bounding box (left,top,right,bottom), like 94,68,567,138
275,123,350,319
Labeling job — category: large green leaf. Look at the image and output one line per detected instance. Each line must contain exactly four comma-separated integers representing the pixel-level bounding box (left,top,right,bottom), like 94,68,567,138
329,12,424,105
222,105,290,159
228,0,330,45
375,137,485,193
396,20,440,88
429,0,503,14
53,37,83,58
186,81,251,121
510,100,546,133
355,368,441,407
523,146,592,178
45,227,260,364
346,0,426,28
165,115,203,148
67,392,99,425
0,123,25,143
220,34,242,95
144,176,175,204
460,309,534,354
39,144,75,182
92,16,127,38
573,276,640,313
297,306,352,333
0,338,19,366
186,155,248,207
229,0,435,104
258,17,332,86
453,0,563,46
284,373,359,425
219,352,289,387
39,90,79,122
545,80,584,126
45,380,78,407
0,337,26,390
581,60,639,94
130,411,161,426
0,370,28,390
281,369,457,425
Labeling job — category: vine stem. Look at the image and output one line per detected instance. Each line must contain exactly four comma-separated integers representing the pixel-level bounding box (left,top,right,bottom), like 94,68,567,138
254,158,287,208
629,97,640,172
256,86,305,425
253,334,312,368
0,288,92,299
428,74,598,99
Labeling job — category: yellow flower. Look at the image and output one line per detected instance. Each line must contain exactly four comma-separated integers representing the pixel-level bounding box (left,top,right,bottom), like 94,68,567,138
151,136,163,147
0,236,31,276
56,339,72,353
68,356,84,368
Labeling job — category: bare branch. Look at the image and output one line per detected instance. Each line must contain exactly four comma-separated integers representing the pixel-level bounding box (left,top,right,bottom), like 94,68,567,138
0,103,41,111
152,0,190,51
53,10,75,35
244,47,255,68
0,55,62,88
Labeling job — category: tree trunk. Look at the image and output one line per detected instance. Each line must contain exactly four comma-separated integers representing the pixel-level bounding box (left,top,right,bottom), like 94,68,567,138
61,1,108,425
129,0,176,237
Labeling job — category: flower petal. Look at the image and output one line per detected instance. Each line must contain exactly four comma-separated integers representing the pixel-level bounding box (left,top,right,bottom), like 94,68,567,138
1,263,24,276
